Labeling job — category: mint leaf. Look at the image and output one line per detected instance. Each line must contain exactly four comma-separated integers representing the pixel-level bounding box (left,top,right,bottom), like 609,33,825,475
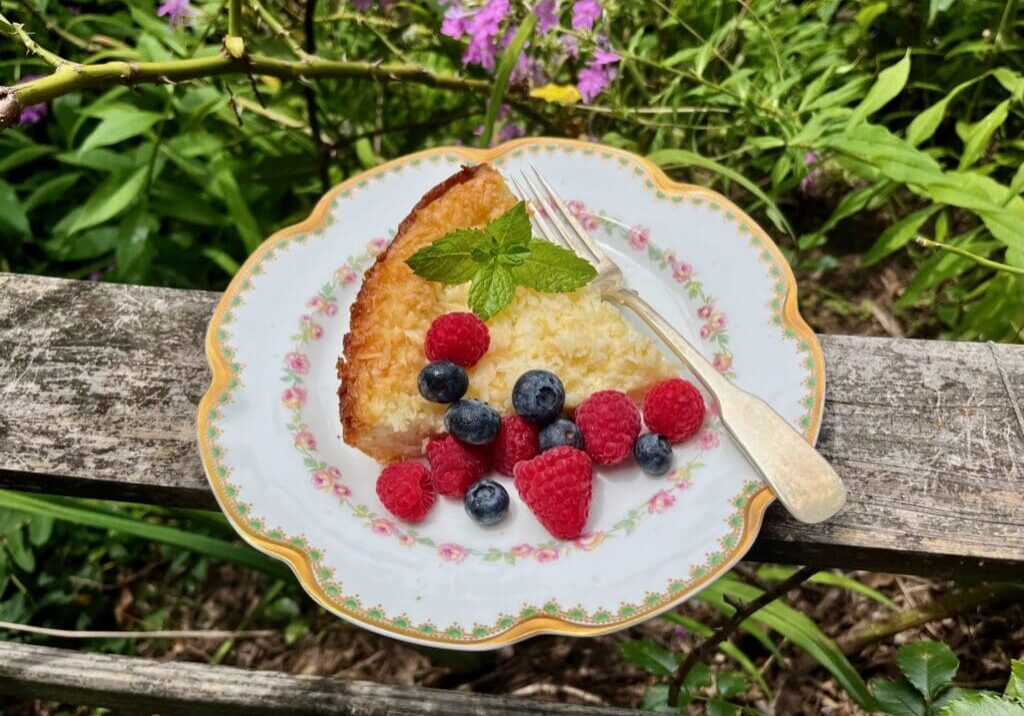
511,239,598,292
485,201,532,249
468,262,515,320
405,229,486,283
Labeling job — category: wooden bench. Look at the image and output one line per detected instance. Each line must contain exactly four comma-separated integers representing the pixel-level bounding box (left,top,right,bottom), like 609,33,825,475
2,271,1023,712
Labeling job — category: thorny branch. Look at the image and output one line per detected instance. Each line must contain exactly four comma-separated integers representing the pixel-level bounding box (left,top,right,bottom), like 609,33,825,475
0,7,495,130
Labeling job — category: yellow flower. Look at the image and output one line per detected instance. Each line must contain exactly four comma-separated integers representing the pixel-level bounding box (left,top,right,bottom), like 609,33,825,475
529,84,582,105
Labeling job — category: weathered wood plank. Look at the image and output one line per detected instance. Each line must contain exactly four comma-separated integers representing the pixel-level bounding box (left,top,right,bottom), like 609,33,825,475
2,272,1023,577
0,641,636,715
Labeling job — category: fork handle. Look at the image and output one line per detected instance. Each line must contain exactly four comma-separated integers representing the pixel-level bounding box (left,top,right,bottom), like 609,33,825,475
613,290,847,524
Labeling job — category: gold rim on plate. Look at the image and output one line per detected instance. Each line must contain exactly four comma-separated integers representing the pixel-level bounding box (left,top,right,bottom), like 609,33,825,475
197,137,824,648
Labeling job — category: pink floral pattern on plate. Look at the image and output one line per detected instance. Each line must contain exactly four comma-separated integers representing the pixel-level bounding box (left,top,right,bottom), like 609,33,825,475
280,217,731,565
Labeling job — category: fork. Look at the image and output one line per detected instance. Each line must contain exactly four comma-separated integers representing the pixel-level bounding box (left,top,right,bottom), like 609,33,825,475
513,168,847,524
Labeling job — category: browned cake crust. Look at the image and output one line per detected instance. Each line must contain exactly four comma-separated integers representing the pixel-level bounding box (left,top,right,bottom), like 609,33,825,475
338,164,514,462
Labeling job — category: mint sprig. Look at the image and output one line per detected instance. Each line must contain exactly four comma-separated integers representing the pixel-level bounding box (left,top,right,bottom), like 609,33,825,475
405,201,597,320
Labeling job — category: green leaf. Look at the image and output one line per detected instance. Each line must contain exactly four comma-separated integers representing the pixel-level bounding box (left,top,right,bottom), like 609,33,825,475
23,173,84,213
993,68,1024,101
0,490,291,580
897,641,959,701
639,684,674,712
68,166,148,234
850,50,911,126
43,226,120,261
1007,661,1024,698
699,576,878,711
706,699,741,716
617,640,677,677
468,263,515,320
27,515,54,547
873,679,927,716
906,78,978,147
0,180,30,238
938,693,1024,716
958,100,1010,169
211,165,263,252
406,229,486,284
756,566,898,609
854,2,889,32
79,107,164,154
716,671,748,699
647,148,793,236
480,14,537,147
202,247,241,276
0,144,56,173
928,0,955,25
660,613,773,697
511,239,597,292
864,205,941,266
486,201,532,249
4,528,34,572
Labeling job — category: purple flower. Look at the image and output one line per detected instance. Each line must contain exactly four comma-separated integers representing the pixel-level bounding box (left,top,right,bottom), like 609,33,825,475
351,0,376,10
559,34,579,59
157,0,196,28
801,153,821,195
461,0,509,70
536,0,558,34
571,0,601,30
441,3,472,38
498,122,525,141
591,47,619,65
576,48,619,103
18,102,48,126
16,75,47,126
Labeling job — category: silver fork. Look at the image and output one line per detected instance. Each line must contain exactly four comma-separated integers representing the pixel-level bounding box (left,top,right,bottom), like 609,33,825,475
513,168,847,524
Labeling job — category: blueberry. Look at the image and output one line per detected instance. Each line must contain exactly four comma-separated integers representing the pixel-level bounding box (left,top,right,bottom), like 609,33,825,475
634,433,674,476
418,360,468,403
464,478,510,525
512,370,565,424
444,399,500,444
539,418,584,452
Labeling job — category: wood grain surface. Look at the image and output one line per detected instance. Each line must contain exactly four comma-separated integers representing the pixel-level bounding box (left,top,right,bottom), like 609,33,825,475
0,641,637,715
2,272,1022,577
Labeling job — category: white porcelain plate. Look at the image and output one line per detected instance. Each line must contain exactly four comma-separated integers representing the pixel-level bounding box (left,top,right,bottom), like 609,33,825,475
198,138,824,649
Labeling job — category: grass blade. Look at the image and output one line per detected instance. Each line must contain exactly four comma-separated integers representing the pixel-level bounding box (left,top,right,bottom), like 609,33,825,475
0,491,291,580
479,14,537,148
699,575,878,711
755,566,898,610
647,148,793,237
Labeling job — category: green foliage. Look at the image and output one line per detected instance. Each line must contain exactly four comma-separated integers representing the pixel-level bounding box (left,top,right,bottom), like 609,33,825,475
1,0,1019,337
871,640,993,716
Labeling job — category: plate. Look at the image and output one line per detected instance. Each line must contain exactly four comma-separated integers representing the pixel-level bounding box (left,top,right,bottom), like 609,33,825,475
198,137,823,649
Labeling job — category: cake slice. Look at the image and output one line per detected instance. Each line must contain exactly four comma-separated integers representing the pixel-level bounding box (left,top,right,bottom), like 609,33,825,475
338,164,676,463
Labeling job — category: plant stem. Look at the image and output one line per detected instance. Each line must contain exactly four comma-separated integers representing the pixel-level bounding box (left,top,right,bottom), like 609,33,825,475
0,53,492,130
916,237,1024,275
228,0,243,38
839,583,1024,654
0,620,276,641
666,566,816,708
302,0,330,191
0,10,76,68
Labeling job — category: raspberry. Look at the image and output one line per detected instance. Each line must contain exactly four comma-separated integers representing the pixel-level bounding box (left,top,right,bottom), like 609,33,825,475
513,446,593,540
425,312,490,368
492,415,540,476
376,462,434,522
574,390,642,465
643,378,705,443
426,435,489,497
